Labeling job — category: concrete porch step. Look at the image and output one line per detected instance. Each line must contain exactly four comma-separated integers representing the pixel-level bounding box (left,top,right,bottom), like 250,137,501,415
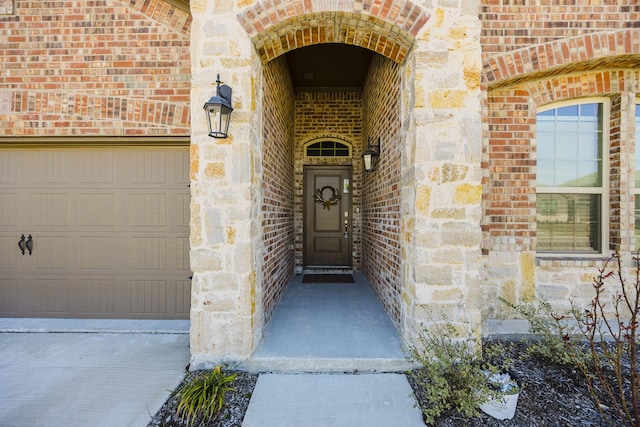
242,373,425,427
239,356,412,374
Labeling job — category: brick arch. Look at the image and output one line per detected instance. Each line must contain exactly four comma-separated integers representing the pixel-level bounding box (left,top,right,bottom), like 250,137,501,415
237,0,430,64
5,91,190,135
483,29,640,90
527,69,632,107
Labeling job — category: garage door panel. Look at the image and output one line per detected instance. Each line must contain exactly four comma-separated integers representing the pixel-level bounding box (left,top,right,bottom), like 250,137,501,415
0,193,19,228
175,193,191,229
75,279,115,314
129,151,168,185
175,237,190,271
174,279,191,315
0,151,18,185
130,236,167,270
130,193,167,227
75,150,115,186
32,279,70,314
0,146,191,319
32,193,70,227
30,151,70,186
32,236,70,270
173,150,190,185
129,280,168,314
77,236,116,270
0,236,21,270
76,193,116,227
0,279,18,313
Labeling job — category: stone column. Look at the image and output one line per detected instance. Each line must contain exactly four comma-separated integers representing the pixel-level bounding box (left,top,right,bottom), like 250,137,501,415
401,2,484,342
189,0,263,368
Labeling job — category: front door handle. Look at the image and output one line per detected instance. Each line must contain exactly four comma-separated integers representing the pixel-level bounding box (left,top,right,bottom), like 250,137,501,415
26,234,33,255
18,234,26,255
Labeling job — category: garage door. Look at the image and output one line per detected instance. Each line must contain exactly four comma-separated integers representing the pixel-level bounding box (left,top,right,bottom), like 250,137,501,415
0,146,191,319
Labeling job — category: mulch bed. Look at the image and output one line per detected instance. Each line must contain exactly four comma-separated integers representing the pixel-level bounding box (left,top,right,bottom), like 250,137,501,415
148,341,627,426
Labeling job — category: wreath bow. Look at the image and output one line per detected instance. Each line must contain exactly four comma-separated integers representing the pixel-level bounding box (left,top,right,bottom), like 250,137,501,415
314,186,341,210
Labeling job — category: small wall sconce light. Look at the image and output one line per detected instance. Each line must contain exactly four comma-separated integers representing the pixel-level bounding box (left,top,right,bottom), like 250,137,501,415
203,74,233,138
362,137,381,172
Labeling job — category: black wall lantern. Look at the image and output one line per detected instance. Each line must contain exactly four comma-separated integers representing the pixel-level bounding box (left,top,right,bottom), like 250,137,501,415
203,74,233,138
362,137,381,172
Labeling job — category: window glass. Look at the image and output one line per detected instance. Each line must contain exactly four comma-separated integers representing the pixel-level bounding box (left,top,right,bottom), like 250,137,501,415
537,194,601,253
536,103,602,188
306,141,351,158
536,101,605,254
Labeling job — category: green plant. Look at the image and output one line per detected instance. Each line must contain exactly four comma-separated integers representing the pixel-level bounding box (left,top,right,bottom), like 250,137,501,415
499,297,589,367
407,315,512,424
502,252,640,427
176,366,238,427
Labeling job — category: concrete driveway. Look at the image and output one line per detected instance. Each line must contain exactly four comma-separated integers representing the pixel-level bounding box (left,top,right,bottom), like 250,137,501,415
0,320,189,427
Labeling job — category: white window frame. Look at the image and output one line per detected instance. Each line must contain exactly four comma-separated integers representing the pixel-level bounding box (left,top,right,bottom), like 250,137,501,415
633,98,640,250
536,97,610,257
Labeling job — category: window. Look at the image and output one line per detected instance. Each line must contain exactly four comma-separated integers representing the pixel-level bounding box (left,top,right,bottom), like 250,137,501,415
305,141,351,158
536,100,608,254
635,102,640,249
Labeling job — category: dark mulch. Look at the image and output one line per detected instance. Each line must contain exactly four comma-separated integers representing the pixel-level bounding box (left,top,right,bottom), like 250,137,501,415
148,341,628,427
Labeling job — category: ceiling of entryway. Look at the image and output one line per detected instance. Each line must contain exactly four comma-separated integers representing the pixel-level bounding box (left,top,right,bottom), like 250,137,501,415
286,44,374,92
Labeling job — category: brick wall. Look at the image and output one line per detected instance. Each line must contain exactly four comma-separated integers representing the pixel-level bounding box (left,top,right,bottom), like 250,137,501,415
481,1,640,55
0,0,191,136
293,91,363,270
261,56,295,324
481,0,640,316
362,54,402,326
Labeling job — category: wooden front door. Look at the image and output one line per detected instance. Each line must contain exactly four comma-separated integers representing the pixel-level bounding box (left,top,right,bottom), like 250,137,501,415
304,166,352,267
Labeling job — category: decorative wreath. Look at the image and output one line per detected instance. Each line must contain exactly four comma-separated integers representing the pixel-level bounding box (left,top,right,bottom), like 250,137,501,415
314,186,341,210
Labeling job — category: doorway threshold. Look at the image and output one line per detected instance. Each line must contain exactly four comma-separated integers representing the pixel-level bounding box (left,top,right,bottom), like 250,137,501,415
302,266,353,274
241,272,410,373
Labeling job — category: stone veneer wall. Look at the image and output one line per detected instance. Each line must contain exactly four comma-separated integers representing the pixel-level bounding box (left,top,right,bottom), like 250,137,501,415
190,0,485,364
480,1,640,319
400,2,484,340
293,91,363,271
362,54,403,328
261,56,295,325
0,0,191,136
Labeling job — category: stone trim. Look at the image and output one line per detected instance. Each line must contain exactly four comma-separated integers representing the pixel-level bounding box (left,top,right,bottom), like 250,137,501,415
237,0,430,64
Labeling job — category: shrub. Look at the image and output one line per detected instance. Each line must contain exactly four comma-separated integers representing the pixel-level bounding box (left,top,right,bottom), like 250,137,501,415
407,315,512,424
567,252,640,427
502,252,640,427
499,297,590,367
176,366,238,427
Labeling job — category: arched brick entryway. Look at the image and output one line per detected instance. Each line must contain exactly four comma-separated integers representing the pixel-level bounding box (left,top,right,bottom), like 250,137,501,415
237,0,429,63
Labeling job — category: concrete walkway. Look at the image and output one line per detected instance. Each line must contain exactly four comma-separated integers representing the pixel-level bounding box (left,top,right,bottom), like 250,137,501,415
242,273,425,426
0,321,189,427
0,273,425,426
243,373,425,427
241,272,411,373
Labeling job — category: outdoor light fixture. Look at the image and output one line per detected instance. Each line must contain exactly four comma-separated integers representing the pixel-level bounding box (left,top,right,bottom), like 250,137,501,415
203,74,233,138
362,137,381,172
